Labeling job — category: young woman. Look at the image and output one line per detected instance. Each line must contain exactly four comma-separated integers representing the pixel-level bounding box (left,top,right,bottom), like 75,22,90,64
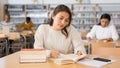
34,5,86,58
87,13,119,42
0,14,16,32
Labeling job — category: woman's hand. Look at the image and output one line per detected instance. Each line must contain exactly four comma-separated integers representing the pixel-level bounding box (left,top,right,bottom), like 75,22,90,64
107,38,113,41
100,38,113,42
77,50,85,56
50,50,60,58
87,37,92,41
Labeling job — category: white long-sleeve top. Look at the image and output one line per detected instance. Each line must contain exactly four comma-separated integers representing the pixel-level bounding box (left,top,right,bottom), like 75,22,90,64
0,21,16,32
86,23,119,41
34,24,86,57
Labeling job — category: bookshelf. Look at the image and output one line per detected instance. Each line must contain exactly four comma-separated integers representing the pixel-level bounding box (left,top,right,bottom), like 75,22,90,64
25,4,48,24
5,4,25,24
5,4,120,33
72,4,95,32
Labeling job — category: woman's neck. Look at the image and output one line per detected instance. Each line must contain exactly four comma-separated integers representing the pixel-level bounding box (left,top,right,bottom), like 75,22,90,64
51,26,61,31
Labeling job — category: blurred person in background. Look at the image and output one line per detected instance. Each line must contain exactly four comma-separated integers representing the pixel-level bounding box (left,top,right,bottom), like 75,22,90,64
17,17,36,32
86,13,119,42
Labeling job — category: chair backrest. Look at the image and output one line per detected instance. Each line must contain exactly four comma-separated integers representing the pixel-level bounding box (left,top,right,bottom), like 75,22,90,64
91,41,120,58
80,31,88,39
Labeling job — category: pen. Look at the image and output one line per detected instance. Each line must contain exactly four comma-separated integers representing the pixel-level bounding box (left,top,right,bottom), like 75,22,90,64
51,46,56,50
51,46,61,58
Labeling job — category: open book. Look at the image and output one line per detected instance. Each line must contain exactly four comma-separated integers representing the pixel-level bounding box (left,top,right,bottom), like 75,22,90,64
50,53,87,64
19,49,46,63
1,27,10,34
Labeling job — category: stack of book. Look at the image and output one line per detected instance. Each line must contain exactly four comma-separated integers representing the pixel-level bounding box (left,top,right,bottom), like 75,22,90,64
19,49,46,63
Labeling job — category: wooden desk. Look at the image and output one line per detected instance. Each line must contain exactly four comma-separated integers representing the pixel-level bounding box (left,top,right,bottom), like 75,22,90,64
20,31,34,48
0,52,120,68
20,31,34,37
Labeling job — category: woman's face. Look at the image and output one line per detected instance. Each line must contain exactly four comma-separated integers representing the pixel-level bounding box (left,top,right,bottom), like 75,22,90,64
52,11,70,30
100,18,110,28
4,15,10,22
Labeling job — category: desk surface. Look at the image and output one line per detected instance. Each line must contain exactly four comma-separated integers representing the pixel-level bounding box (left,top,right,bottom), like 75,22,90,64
0,52,120,68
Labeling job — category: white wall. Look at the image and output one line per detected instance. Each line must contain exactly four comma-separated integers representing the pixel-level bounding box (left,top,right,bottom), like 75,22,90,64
91,0,120,3
8,0,90,4
8,0,75,4
2,0,120,4
8,0,42,4
0,0,8,4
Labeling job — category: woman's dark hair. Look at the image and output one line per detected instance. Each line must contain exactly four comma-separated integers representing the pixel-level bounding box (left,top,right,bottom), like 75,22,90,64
47,4,72,38
98,13,111,25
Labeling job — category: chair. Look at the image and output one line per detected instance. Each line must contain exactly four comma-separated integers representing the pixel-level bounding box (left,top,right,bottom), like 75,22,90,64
91,41,120,58
8,32,26,54
80,31,88,40
0,33,9,56
0,38,8,57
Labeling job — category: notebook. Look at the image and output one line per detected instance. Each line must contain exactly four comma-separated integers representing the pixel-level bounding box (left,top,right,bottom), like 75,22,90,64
19,49,46,63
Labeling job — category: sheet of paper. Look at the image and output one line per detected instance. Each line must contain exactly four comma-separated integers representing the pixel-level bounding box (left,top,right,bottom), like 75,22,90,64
77,58,116,68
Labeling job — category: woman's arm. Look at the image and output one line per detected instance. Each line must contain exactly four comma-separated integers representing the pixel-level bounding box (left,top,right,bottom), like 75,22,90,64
86,25,97,41
70,25,86,55
34,25,44,48
111,25,119,41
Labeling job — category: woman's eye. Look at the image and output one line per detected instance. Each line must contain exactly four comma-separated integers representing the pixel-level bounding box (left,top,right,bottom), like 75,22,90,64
65,19,69,23
60,17,63,20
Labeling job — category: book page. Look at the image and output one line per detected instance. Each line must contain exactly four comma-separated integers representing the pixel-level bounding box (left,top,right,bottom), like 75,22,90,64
60,54,86,62
1,27,10,34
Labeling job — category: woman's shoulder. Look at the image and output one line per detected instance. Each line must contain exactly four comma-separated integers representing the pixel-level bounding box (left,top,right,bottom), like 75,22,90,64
93,25,100,27
38,24,50,29
90,25,99,29
39,24,49,27
66,25,79,32
108,23,115,27
67,25,75,30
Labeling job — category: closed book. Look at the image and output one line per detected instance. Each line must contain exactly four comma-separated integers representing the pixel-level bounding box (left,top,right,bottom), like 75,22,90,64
20,49,46,63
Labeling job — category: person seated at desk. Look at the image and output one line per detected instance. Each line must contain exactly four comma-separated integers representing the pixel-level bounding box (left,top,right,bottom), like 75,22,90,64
0,13,16,33
86,13,119,42
0,13,17,54
34,5,86,58
17,17,36,32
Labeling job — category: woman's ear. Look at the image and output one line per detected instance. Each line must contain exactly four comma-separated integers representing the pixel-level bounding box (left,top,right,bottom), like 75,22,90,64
51,14,55,20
